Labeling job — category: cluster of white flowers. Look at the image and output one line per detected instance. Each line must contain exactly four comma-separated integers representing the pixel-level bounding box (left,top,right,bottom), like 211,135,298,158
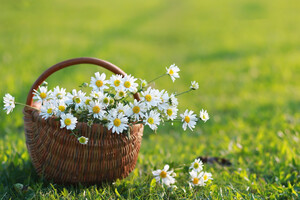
152,158,212,188
189,158,213,187
3,64,210,145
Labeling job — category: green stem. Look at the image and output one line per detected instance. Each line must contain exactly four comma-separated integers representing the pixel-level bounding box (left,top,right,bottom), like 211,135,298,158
175,89,193,97
148,73,167,84
70,130,79,138
15,102,40,111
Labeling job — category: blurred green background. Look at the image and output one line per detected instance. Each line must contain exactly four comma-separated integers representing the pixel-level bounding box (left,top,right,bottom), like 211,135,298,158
0,0,299,198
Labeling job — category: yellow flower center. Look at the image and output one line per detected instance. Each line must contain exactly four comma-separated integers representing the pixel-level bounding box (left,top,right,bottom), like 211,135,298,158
202,115,206,119
184,116,190,123
56,93,62,99
118,91,125,97
142,81,147,87
124,81,131,88
96,80,103,87
73,96,81,104
103,98,109,104
167,109,173,116
203,174,208,181
160,171,167,178
118,109,124,113
114,80,121,87
147,117,154,124
85,99,91,105
193,178,199,185
47,108,52,114
145,94,152,102
133,106,140,114
169,69,174,75
40,92,47,99
194,162,199,169
58,105,65,112
79,137,87,144
109,99,114,105
64,118,72,126
93,106,101,113
113,118,121,127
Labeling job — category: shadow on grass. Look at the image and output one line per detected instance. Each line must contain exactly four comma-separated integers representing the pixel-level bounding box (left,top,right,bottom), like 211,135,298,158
0,157,120,199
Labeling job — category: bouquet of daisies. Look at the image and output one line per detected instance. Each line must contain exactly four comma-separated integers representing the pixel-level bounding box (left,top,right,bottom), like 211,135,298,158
3,64,209,144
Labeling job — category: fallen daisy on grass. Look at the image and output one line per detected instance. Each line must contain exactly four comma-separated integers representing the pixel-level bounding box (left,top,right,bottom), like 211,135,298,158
199,171,213,184
190,158,204,172
189,158,213,187
152,164,176,187
189,170,205,187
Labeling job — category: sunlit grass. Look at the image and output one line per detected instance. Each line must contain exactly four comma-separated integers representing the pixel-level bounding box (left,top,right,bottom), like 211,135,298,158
0,0,299,199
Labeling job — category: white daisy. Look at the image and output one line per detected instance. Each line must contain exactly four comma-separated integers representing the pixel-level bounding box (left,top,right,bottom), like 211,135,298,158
122,74,138,93
107,111,129,134
127,99,146,121
168,94,178,106
56,100,67,116
144,110,160,130
109,98,115,105
78,136,89,145
40,101,56,119
141,87,160,109
152,165,176,187
157,90,169,111
51,86,67,101
88,100,106,119
180,109,198,131
190,158,204,172
199,109,209,122
164,106,178,121
66,89,86,111
60,113,77,130
89,72,109,92
3,93,15,114
90,91,104,100
190,81,199,90
33,86,51,103
200,171,213,183
190,170,205,187
115,102,130,115
114,88,127,100
109,74,124,91
140,79,147,88
83,96,92,107
166,64,180,82
100,93,110,108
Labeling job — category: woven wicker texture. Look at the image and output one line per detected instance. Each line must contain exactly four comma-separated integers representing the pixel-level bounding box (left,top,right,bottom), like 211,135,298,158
24,107,143,184
23,58,144,184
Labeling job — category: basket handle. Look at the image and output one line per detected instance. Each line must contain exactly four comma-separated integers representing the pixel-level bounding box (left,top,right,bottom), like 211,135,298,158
26,57,140,106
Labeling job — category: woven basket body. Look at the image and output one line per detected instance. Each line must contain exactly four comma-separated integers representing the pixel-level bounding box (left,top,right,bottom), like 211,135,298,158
23,57,143,184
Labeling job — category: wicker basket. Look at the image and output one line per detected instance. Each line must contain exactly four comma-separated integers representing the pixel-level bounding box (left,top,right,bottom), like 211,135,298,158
23,57,144,184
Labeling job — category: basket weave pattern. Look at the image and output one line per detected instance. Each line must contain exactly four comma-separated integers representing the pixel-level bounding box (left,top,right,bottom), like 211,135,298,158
24,107,143,184
23,58,144,184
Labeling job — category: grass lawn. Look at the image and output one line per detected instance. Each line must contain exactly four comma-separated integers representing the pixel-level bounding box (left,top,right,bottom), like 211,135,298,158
0,0,299,199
